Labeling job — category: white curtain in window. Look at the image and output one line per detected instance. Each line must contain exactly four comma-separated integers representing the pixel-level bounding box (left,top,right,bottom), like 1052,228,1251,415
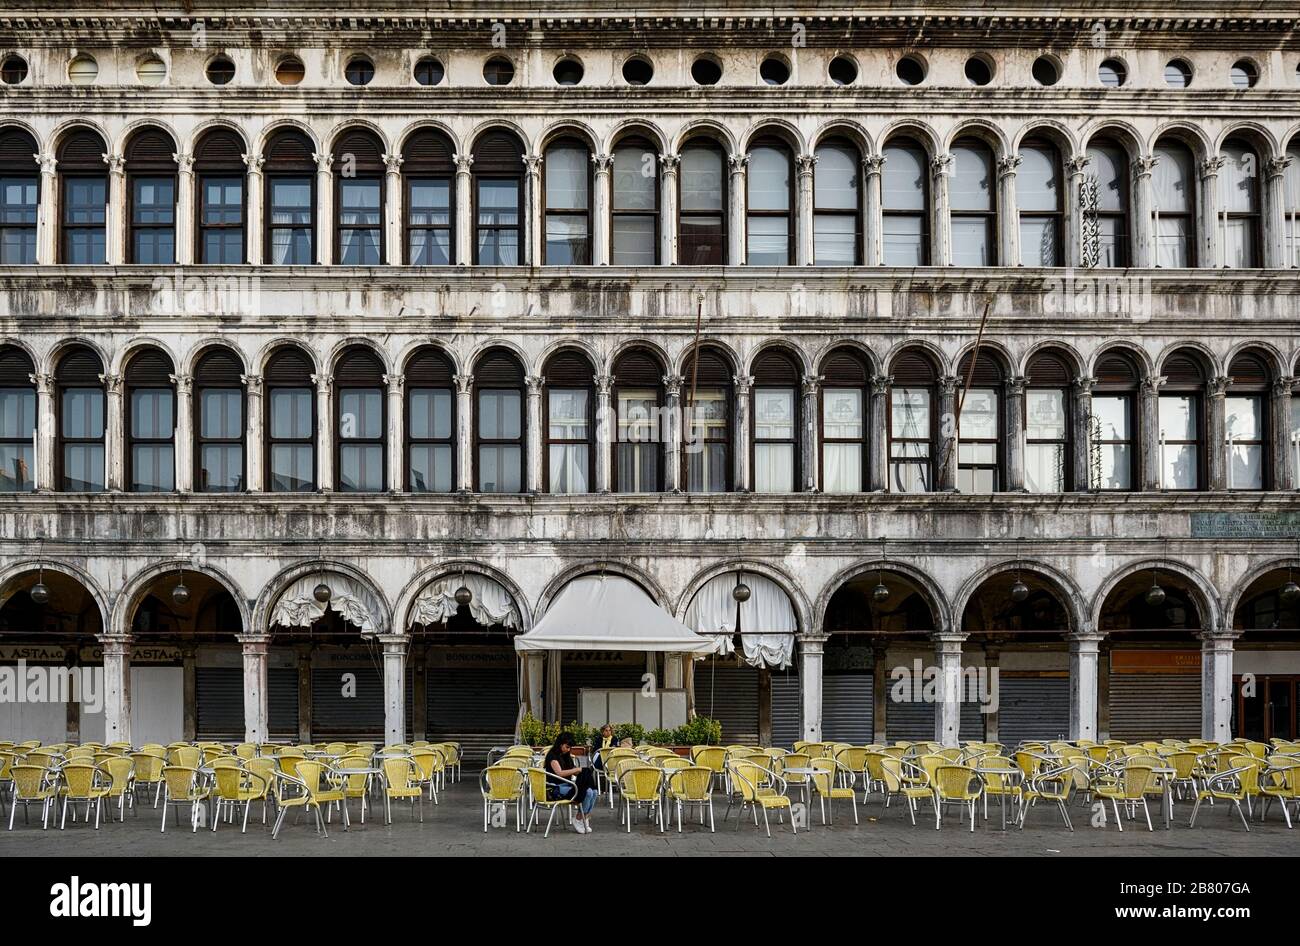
408,573,520,630
271,574,383,633
684,572,796,669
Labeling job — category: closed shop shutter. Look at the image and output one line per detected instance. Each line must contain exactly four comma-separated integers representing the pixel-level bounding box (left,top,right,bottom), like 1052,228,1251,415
429,665,517,733
196,667,244,739
1108,672,1201,741
998,676,1070,747
771,672,801,748
886,697,933,742
959,698,986,743
311,666,385,737
267,668,298,738
561,656,645,724
697,663,760,743
823,674,873,744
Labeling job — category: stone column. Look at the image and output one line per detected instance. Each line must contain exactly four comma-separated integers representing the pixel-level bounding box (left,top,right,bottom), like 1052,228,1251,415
1005,375,1027,491
525,374,544,492
997,155,1021,267
379,634,408,747
313,152,333,265
930,153,953,266
1200,629,1237,743
800,374,821,491
872,643,889,744
799,635,826,743
733,373,754,491
728,154,748,266
1140,375,1166,491
933,631,965,747
242,373,263,492
523,652,545,719
383,153,404,265
863,154,885,266
30,371,55,491
664,654,685,690
103,153,126,264
454,373,474,491
170,372,193,491
1264,156,1292,269
100,372,124,491
663,374,683,492
523,154,542,265
1066,154,1091,268
869,374,891,491
312,371,333,491
592,153,612,265
243,154,264,265
659,153,679,265
1199,156,1225,269
795,153,816,266
937,374,959,491
453,154,473,265
1208,375,1230,490
385,373,405,492
174,151,194,265
1068,629,1104,741
36,154,58,265
1131,155,1158,269
1272,376,1296,491
1073,375,1097,492
594,373,613,493
98,635,132,745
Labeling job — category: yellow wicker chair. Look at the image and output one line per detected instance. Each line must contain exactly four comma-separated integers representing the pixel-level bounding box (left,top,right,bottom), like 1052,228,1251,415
976,754,1020,820
381,756,425,825
725,760,794,837
835,746,870,778
525,766,575,838
618,764,666,833
243,756,278,826
210,765,269,833
1259,760,1299,828
409,747,444,803
335,756,373,824
8,764,56,829
878,756,931,825
1189,755,1259,832
932,763,982,832
98,756,136,821
297,760,350,828
480,764,526,832
810,757,858,825
775,752,813,809
271,765,328,839
130,752,166,808
667,765,715,832
431,742,462,783
1096,764,1157,832
233,743,258,760
1018,763,1080,831
159,765,210,833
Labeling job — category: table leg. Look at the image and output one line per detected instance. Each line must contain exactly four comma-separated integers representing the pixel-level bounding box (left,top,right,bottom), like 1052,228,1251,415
1164,781,1172,830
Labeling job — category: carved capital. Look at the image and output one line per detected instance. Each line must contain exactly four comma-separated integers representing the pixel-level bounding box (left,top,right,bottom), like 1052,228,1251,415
930,153,953,178
1073,375,1099,394
1208,376,1232,398
1132,154,1160,180
453,153,474,174
732,373,755,395
174,152,194,173
796,153,817,177
1140,374,1168,395
862,154,887,176
240,373,263,396
591,153,613,174
383,373,406,393
801,374,823,396
36,153,57,175
662,373,684,397
1199,156,1227,179
241,153,265,173
938,374,961,397
522,154,543,176
99,372,123,395
382,153,404,173
1006,375,1028,396
658,153,680,173
595,373,614,395
1272,376,1297,397
728,153,749,174
29,371,54,392
168,373,193,396
1266,155,1294,181
997,155,1022,180
313,152,334,172
1067,155,1092,177
453,373,474,394
525,374,545,394
102,152,126,174
870,374,893,396
310,372,332,389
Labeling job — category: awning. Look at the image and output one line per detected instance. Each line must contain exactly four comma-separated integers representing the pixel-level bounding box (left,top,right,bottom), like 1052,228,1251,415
684,572,797,670
513,575,726,654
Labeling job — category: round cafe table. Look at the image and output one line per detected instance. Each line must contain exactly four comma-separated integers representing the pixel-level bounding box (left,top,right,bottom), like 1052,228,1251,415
974,766,1022,830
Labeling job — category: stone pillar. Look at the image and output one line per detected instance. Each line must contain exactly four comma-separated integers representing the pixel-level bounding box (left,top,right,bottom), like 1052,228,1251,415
313,152,333,265
799,635,826,743
930,153,953,266
795,153,816,266
1198,156,1225,269
1200,629,1237,743
170,372,193,492
523,154,542,265
937,374,959,491
1068,630,1104,741
242,373,263,492
1073,375,1097,492
1264,156,1292,269
659,154,679,265
594,373,613,493
1273,376,1296,491
863,155,885,266
872,644,889,744
1140,375,1166,491
243,154,264,265
383,153,404,265
997,155,1021,267
36,154,58,265
1208,376,1230,490
236,633,269,744
30,371,55,491
1006,375,1027,491
454,373,473,491
100,372,124,491
800,374,821,491
384,373,404,492
98,635,132,745
933,631,964,747
379,634,408,747
664,653,684,690
728,154,748,266
592,153,612,265
525,375,544,492
1131,155,1158,268
174,152,194,265
103,153,126,264
1066,154,1090,268
312,371,333,491
523,652,545,718
733,374,754,491
869,374,891,491
663,374,683,492
454,154,473,265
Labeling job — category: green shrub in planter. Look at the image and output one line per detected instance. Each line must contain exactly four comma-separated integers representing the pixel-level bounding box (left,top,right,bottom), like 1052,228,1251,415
613,722,645,745
674,716,723,746
646,728,676,746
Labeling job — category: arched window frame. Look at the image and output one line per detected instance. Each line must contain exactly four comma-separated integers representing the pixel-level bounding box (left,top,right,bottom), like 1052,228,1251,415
1225,351,1271,491
681,347,732,493
333,130,385,266
1024,350,1073,493
473,349,525,493
542,350,595,493
472,131,525,266
949,137,997,266
262,129,317,266
1159,350,1208,491
677,138,727,265
611,348,665,493
404,346,456,493
124,349,176,492
1091,351,1140,491
0,345,36,492
1017,137,1064,267
887,350,936,493
333,347,386,492
264,347,316,492
1152,138,1197,268
1219,138,1262,268
401,129,455,266
193,347,246,492
0,128,40,264
55,346,106,491
751,348,800,492
881,137,930,265
542,136,592,265
610,136,660,265
1285,140,1300,268
1084,138,1130,268
746,136,794,266
818,347,869,493
124,128,178,265
193,128,247,264
57,128,109,265
955,351,1004,494
812,137,862,265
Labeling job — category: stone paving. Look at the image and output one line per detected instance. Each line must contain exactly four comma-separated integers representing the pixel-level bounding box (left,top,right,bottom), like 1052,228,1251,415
2,779,1296,856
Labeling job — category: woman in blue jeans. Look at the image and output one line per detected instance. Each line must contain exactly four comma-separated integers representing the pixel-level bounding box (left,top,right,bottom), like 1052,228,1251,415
545,731,598,834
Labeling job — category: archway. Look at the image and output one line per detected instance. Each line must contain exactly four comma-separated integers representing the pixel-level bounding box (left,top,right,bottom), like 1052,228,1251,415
1230,565,1300,741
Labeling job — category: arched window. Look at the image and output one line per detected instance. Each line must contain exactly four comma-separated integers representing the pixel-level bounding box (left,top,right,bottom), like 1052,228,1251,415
1025,350,1073,493
678,140,726,265
543,350,594,493
472,131,524,265
610,137,658,265
405,346,455,493
0,345,35,491
751,349,800,492
194,347,245,492
124,127,177,264
1220,138,1261,268
1091,350,1140,491
955,351,1003,493
819,347,869,493
333,129,384,265
949,138,996,266
125,349,175,492
612,348,664,492
1285,140,1300,267
681,347,732,492
0,128,39,264
1225,350,1271,490
1018,139,1063,266
747,138,792,265
334,347,385,492
193,128,246,264
543,138,591,264
264,347,315,491
888,349,936,492
57,128,108,264
474,349,524,493
262,129,316,265
402,129,454,265
1159,349,1207,490
1153,139,1196,267
881,138,928,265
56,346,105,491
1085,139,1129,267
813,138,861,265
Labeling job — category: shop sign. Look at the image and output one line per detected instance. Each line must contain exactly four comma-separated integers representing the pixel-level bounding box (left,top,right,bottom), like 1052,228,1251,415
1110,650,1201,674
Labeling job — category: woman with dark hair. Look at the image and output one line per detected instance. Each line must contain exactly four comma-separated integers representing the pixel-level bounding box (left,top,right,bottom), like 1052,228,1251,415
544,731,599,834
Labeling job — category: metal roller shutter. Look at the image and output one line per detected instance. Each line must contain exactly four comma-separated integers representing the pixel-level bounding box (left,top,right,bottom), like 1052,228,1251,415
998,676,1070,747
561,657,646,724
311,666,385,738
697,662,759,744
429,666,518,732
886,697,933,742
267,668,298,738
1108,672,1201,741
771,672,801,748
823,674,873,744
195,667,244,739
959,698,986,742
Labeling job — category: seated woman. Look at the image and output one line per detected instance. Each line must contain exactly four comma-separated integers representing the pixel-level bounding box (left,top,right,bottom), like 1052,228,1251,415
590,724,617,770
545,731,599,834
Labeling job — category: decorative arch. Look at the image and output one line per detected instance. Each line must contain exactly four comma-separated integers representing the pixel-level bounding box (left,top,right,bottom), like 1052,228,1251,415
0,559,111,634
672,119,738,155
326,335,392,375
809,119,874,155
883,339,950,377
326,119,392,156
606,337,670,377
393,560,532,633
397,338,461,377
944,119,1010,157
744,339,813,377
951,559,1086,635
110,559,251,638
1091,558,1223,633
252,338,320,376
1225,558,1300,630
254,559,391,636
1018,339,1084,378
1085,340,1156,380
671,338,740,377
604,120,668,154
879,119,940,155
676,558,811,636
738,119,806,154
251,118,322,158
811,338,879,375
110,336,181,376
395,119,463,157
182,338,250,377
536,560,669,613
815,558,953,633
